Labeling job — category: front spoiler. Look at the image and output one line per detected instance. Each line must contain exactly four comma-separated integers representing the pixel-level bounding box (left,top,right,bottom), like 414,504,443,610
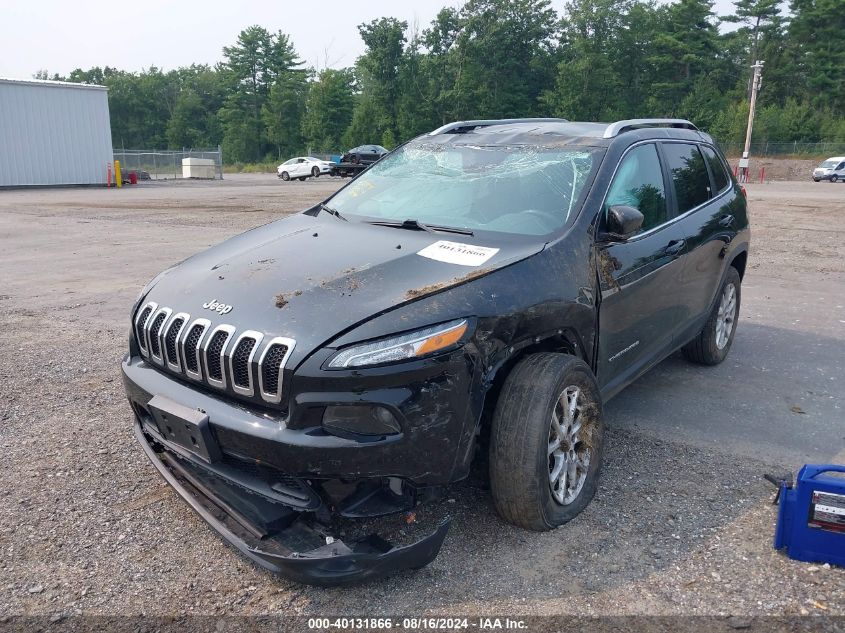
133,421,451,586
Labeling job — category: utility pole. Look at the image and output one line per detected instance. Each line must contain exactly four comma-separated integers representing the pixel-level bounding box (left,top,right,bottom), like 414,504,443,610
740,60,764,184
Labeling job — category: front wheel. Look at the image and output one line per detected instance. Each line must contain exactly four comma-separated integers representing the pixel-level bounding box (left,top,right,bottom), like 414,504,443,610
311,166,320,178
813,178,821,182
280,171,290,181
299,176,307,181
831,175,839,183
489,353,604,531
682,266,741,365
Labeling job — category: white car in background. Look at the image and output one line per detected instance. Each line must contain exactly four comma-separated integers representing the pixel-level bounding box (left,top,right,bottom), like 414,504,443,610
812,156,845,182
277,156,334,181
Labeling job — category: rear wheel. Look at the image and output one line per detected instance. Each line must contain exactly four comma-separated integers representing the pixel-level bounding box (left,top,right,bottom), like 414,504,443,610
682,266,741,365
489,353,604,531
280,171,290,181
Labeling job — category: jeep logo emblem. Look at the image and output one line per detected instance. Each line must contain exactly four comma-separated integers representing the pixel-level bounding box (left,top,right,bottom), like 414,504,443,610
202,299,233,315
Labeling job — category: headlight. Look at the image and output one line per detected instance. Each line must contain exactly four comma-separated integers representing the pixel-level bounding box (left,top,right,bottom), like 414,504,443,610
327,319,469,369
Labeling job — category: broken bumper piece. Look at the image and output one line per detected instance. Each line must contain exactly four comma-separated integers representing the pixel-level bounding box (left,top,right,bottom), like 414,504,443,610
133,421,451,586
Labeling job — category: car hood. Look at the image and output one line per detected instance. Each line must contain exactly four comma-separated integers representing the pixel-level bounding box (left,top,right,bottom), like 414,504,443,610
142,213,544,364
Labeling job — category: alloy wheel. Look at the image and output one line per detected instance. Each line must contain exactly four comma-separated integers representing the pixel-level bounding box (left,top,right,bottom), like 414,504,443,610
715,282,737,350
548,386,591,505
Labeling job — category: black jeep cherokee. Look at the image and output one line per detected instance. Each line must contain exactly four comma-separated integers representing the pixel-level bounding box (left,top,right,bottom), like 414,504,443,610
122,118,749,585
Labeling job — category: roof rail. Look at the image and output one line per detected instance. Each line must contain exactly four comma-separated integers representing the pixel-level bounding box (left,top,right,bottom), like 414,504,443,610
429,118,568,136
603,118,698,139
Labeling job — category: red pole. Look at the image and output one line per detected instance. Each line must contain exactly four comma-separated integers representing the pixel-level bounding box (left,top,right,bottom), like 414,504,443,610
733,164,739,178
760,167,765,184
107,163,112,187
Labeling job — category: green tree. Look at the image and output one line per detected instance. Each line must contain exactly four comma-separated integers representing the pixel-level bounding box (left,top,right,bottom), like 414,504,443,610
783,0,845,113
647,0,722,114
355,18,408,140
301,68,354,152
220,27,304,161
262,68,309,159
166,65,226,148
542,0,632,120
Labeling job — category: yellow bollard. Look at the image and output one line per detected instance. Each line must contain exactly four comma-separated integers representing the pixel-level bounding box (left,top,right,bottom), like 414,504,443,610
115,160,123,188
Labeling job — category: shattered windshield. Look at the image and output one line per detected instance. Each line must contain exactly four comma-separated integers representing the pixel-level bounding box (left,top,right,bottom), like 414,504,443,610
329,143,601,236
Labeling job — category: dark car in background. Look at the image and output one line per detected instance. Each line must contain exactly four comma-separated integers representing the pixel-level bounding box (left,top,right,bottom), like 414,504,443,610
341,144,388,165
123,118,749,585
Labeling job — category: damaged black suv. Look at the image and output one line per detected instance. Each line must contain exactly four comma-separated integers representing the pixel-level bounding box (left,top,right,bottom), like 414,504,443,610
122,118,749,584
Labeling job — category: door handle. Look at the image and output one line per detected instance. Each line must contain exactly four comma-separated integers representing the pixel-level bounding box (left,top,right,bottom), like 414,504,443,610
664,239,686,256
719,214,735,228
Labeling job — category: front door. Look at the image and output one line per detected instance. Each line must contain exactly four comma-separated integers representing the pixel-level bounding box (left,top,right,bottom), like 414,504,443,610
596,143,689,397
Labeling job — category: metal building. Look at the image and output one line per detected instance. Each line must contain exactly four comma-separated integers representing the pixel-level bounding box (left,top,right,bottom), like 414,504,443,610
0,78,113,187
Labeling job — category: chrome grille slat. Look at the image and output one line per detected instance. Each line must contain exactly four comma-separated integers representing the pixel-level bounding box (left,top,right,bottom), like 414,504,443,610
134,302,157,357
202,324,235,389
181,318,210,381
145,307,172,366
258,337,296,404
229,330,263,397
163,312,190,373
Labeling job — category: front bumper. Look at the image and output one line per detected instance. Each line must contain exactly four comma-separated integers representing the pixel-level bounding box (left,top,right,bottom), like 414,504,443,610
133,419,451,585
121,346,482,485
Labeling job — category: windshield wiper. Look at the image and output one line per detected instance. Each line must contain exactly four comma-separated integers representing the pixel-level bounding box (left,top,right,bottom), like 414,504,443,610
318,202,346,221
368,219,474,236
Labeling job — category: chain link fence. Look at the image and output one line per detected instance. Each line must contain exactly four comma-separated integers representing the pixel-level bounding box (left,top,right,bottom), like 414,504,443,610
718,141,845,158
112,147,223,180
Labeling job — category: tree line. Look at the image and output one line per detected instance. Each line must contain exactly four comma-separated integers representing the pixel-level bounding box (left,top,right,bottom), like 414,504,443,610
37,0,845,163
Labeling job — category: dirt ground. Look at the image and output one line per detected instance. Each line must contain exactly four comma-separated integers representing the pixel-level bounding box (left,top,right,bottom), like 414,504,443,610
725,156,824,182
1,173,843,622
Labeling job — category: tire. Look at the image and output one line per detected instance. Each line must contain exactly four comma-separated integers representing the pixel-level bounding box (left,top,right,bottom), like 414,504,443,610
280,171,290,181
311,166,320,178
299,176,307,181
813,178,820,182
831,175,839,183
489,353,604,531
682,266,741,365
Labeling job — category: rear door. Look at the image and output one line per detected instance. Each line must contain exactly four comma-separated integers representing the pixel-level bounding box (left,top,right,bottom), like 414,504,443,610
664,142,739,335
596,143,689,395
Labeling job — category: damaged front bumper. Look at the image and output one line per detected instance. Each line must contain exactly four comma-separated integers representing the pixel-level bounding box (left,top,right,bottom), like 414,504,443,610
133,420,451,585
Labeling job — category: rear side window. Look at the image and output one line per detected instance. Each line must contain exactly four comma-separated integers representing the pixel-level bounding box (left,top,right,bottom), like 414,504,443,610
605,144,667,233
662,143,711,214
701,146,730,193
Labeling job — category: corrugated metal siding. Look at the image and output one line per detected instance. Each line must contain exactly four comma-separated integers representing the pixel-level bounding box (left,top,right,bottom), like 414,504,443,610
0,79,113,186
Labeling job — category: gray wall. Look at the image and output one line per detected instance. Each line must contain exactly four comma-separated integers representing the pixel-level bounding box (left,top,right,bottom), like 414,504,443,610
0,79,113,186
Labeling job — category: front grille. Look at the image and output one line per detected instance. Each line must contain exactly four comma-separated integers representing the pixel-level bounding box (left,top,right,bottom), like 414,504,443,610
183,323,205,374
261,343,288,396
134,302,295,405
148,313,167,357
164,317,184,365
232,337,257,388
206,330,230,381
135,306,153,352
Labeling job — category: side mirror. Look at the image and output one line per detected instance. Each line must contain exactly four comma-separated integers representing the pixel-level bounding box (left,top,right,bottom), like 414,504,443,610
604,205,644,241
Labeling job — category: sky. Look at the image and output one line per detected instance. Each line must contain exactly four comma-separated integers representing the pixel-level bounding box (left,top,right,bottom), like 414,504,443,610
2,0,737,80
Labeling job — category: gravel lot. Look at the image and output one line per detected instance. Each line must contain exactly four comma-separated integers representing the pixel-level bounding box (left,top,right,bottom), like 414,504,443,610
1,174,843,619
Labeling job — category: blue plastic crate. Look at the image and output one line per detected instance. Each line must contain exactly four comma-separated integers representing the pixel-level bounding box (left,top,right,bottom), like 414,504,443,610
774,464,845,567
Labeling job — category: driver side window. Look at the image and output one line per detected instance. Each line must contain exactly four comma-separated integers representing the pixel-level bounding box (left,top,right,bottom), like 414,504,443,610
605,144,668,233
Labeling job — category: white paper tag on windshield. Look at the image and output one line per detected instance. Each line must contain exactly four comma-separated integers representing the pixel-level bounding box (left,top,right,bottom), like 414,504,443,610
417,241,500,267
